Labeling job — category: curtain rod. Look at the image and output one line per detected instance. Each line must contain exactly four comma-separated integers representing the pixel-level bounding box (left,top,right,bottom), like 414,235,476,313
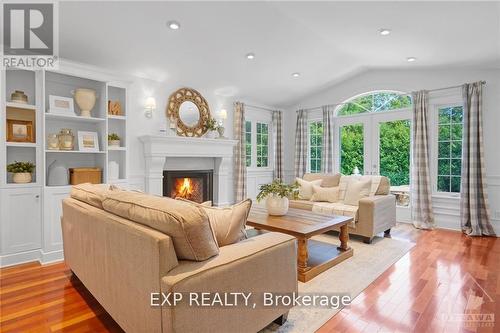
301,81,486,112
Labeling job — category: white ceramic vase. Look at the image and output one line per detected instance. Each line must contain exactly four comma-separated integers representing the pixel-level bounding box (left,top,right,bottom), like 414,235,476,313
13,172,32,184
266,194,289,216
73,88,97,117
108,161,119,180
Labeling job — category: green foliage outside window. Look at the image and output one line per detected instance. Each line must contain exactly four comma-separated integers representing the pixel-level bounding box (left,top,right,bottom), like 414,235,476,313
340,124,364,175
337,92,412,116
245,121,252,167
256,123,269,167
379,120,411,186
437,106,463,192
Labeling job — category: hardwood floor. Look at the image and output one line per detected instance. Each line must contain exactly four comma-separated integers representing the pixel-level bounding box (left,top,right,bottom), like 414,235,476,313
0,223,498,333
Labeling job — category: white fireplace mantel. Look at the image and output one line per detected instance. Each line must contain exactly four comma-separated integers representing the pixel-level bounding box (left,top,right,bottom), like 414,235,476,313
139,135,238,205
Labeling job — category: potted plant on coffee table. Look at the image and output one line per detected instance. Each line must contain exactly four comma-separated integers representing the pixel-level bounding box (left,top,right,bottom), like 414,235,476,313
256,179,299,216
108,133,121,147
7,161,36,184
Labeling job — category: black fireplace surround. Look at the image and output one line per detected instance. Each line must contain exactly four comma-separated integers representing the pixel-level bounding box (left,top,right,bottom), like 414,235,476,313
163,170,213,203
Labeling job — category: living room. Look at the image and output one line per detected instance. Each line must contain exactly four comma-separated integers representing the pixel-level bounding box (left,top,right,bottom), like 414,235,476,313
1,1,499,332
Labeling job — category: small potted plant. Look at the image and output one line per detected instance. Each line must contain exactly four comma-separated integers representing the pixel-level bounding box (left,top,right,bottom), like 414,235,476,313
7,161,36,184
205,118,218,138
108,133,121,147
256,179,299,216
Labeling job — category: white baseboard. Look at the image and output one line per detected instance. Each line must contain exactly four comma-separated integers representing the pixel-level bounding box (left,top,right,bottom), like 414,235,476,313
0,249,64,268
41,250,64,264
0,249,42,268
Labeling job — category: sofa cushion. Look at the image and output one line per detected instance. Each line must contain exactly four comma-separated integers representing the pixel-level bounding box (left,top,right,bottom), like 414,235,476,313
310,185,339,203
289,199,314,211
303,173,341,187
102,191,219,261
296,178,322,200
311,202,358,225
344,178,372,206
70,183,115,209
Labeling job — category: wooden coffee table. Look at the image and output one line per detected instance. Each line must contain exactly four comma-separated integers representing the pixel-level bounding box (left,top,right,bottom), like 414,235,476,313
247,206,354,282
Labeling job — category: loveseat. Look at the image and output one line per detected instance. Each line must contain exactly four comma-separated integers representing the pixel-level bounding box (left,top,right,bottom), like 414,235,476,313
290,173,396,243
62,185,297,333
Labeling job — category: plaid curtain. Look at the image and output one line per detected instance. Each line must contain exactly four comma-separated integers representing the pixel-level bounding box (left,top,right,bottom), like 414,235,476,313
233,102,247,201
272,110,284,180
411,90,435,229
294,109,308,178
321,105,334,173
461,82,495,236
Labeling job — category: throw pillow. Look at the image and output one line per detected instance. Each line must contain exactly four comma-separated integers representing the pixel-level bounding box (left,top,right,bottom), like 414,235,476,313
310,185,339,203
296,178,322,200
102,191,219,261
200,199,252,247
343,178,372,206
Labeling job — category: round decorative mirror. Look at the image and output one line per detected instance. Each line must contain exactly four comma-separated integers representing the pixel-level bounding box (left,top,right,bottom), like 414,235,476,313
166,87,211,137
178,101,200,127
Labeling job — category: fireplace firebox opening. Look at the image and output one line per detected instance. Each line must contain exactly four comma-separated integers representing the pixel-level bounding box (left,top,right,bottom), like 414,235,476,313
163,170,213,203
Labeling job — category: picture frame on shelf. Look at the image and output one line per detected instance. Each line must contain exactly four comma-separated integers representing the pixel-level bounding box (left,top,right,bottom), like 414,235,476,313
48,95,76,116
77,131,100,152
7,119,35,143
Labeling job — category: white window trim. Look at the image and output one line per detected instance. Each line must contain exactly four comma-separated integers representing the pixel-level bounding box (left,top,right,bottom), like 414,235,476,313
429,92,463,199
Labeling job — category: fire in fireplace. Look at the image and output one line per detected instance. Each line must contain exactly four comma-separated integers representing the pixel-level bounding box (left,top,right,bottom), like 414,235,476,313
163,170,213,203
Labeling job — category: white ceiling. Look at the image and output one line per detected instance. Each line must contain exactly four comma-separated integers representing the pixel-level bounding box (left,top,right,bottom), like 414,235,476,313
60,1,500,107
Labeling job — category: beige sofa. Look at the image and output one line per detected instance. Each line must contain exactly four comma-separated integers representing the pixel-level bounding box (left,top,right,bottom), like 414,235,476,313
290,173,396,243
62,192,297,333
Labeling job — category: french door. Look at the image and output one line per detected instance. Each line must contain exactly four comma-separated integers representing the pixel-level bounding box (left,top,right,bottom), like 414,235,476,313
334,109,411,187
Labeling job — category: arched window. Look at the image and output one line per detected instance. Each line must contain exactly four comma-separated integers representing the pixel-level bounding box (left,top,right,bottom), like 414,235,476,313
336,91,412,116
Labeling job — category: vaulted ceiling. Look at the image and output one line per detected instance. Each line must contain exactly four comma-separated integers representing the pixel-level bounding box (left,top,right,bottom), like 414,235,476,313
59,1,500,107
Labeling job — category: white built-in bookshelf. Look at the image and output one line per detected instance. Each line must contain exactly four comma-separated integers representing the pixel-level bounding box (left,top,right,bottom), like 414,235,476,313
1,65,128,267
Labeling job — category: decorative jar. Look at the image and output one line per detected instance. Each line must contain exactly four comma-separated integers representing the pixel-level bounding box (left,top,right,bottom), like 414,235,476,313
58,128,74,150
73,88,97,117
47,134,59,150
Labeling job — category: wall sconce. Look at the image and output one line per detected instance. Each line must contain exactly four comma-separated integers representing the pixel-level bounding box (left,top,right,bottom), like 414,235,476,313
145,97,156,118
217,109,228,139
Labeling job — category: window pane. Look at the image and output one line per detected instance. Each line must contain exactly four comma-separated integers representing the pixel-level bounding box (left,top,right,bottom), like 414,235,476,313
340,123,364,175
451,177,461,193
439,125,451,141
256,122,269,168
438,176,450,192
438,141,450,158
451,107,463,123
451,124,462,140
379,120,411,186
337,92,412,116
451,141,462,158
451,159,461,176
309,121,323,173
439,108,451,124
438,159,450,175
437,106,463,193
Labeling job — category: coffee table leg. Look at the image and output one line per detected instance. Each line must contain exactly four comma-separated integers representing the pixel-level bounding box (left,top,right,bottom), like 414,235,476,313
297,238,310,273
338,225,351,251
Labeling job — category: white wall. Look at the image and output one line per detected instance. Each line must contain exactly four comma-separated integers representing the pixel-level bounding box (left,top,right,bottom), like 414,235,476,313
126,78,276,203
283,67,500,233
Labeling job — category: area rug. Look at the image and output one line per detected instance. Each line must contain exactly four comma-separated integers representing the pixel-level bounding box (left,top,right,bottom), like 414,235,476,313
261,234,415,333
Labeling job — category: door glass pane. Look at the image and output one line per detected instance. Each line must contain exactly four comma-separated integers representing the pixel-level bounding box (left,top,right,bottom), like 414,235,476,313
379,120,411,186
340,123,364,175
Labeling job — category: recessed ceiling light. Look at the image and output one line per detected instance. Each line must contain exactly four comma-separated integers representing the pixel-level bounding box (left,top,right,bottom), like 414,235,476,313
378,28,391,36
407,57,417,62
292,72,300,77
167,21,180,30
245,53,255,60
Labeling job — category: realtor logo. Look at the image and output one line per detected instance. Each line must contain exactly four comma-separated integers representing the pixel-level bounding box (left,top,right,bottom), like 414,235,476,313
2,2,58,69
